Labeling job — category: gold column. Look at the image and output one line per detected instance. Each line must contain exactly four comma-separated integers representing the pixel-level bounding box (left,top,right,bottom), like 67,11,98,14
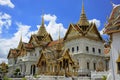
68,60,69,72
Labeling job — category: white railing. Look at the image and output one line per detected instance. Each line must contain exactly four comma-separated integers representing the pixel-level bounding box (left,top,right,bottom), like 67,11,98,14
91,71,109,79
78,77,90,80
25,75,91,80
25,75,66,80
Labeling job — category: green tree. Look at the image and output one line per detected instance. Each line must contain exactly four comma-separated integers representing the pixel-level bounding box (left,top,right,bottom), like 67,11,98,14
14,68,20,76
102,75,107,80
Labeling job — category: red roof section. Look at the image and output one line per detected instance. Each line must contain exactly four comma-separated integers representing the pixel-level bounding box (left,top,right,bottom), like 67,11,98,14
47,38,63,47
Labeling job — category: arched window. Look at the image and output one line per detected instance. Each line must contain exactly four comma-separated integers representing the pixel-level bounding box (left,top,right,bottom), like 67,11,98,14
33,65,36,75
77,46,79,52
87,62,89,70
60,62,62,70
86,46,89,52
93,63,96,70
72,47,74,52
92,47,95,53
30,66,32,74
98,49,101,54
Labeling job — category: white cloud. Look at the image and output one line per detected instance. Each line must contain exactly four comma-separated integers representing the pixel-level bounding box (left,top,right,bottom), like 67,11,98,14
89,19,100,28
44,14,67,40
0,12,12,34
15,22,31,42
0,0,15,8
0,58,8,63
0,22,31,63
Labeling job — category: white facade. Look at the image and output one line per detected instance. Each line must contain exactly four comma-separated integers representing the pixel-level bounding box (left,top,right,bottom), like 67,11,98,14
8,47,42,77
64,37,105,76
110,32,120,80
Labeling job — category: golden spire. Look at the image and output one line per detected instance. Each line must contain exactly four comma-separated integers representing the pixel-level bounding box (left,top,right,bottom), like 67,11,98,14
37,14,48,36
58,25,60,43
41,14,44,27
81,0,85,14
20,33,22,42
56,26,62,51
17,33,22,49
78,1,89,26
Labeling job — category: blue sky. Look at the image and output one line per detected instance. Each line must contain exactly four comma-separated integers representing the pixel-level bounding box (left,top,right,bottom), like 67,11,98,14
0,0,120,63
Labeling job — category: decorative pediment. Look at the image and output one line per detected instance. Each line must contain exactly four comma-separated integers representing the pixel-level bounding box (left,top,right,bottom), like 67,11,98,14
87,28,99,38
43,34,53,42
37,52,46,66
29,36,34,43
9,53,14,58
64,24,82,40
7,49,19,58
62,49,74,63
86,23,103,41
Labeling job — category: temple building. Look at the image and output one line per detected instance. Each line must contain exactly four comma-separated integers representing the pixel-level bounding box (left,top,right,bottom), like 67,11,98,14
7,16,53,77
64,2,106,76
7,2,107,78
104,3,120,80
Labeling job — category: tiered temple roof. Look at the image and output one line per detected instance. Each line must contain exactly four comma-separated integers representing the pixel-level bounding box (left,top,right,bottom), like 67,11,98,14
104,3,120,34
64,2,103,42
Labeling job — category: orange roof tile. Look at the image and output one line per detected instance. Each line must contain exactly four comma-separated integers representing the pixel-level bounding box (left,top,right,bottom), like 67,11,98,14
47,39,63,47
7,49,20,58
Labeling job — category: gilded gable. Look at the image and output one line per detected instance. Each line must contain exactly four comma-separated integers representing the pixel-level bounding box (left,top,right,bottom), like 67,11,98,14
87,27,99,38
7,49,19,59
43,34,53,42
64,24,82,40
86,23,103,41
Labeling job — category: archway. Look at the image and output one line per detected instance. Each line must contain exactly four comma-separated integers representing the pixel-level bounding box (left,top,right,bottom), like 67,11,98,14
33,65,36,75
30,66,32,75
30,65,36,75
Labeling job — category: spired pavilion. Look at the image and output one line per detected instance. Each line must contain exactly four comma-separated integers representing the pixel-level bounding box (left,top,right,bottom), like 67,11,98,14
37,37,79,76
35,16,79,76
